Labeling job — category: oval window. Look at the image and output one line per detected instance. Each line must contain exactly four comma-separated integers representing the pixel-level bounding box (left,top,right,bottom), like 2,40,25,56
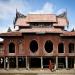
30,40,38,53
45,40,53,53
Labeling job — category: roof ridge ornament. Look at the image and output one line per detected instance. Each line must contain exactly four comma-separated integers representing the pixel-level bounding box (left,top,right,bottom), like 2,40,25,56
71,28,75,32
16,9,26,18
7,27,12,32
13,9,26,28
57,9,69,28
57,11,67,18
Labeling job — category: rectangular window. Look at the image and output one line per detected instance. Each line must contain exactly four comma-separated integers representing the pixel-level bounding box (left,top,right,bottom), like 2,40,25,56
30,22,53,28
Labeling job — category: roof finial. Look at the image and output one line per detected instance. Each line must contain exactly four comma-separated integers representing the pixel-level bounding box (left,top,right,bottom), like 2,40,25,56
7,27,12,32
13,9,26,28
71,28,75,32
57,8,67,18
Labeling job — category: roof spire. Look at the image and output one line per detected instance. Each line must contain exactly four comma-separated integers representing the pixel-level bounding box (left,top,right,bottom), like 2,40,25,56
13,9,26,28
57,9,67,18
57,9,69,28
71,28,75,32
7,27,12,32
16,9,26,18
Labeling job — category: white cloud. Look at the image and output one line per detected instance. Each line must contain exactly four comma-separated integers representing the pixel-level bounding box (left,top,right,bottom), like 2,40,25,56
0,0,31,19
0,0,31,33
0,1,54,33
29,2,54,14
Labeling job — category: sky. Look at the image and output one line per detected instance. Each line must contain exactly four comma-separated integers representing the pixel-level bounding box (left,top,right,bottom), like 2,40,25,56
0,0,75,33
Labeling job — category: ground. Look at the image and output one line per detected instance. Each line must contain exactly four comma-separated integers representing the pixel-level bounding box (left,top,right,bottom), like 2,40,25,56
0,69,75,75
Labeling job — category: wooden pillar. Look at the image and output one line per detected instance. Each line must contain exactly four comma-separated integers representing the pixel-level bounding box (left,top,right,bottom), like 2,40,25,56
4,57,9,70
26,56,27,69
7,57,9,70
41,56,43,69
66,56,68,69
16,56,18,69
4,57,6,69
26,56,29,70
74,57,75,69
56,56,58,69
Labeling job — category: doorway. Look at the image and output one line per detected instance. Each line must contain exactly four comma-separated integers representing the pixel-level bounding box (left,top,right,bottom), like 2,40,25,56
58,57,66,68
18,57,26,68
68,57,74,68
29,57,41,68
9,57,16,68
43,57,55,68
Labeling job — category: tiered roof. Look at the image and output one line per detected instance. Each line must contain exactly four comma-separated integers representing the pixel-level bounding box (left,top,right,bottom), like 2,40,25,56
14,12,68,27
0,11,75,37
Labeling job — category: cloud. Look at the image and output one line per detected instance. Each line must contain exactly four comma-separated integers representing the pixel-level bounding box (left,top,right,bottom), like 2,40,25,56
0,0,31,33
0,0,31,19
29,2,54,14
0,1,55,33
